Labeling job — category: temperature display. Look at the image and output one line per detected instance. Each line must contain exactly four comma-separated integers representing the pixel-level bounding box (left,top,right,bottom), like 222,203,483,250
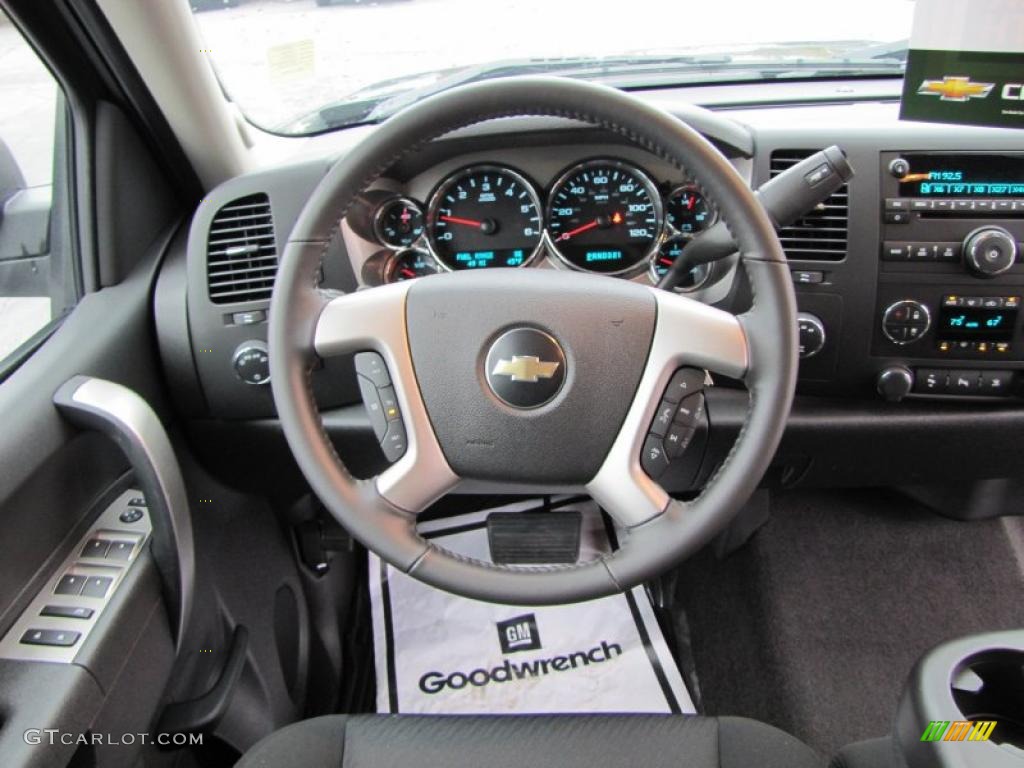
937,306,1016,340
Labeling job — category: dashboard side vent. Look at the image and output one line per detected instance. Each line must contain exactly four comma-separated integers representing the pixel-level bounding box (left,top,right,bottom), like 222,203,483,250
769,150,848,261
206,193,278,304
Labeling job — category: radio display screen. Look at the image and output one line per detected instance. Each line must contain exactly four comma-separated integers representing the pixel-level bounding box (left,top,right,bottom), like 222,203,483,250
937,306,1017,340
898,154,1024,197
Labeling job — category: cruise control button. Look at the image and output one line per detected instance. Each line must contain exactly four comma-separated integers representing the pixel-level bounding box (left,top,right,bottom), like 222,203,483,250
674,393,705,427
354,351,391,388
378,386,401,421
21,629,80,647
663,368,705,403
915,369,947,394
664,423,696,459
357,374,388,441
979,371,1013,395
651,398,676,437
640,435,670,479
380,420,408,463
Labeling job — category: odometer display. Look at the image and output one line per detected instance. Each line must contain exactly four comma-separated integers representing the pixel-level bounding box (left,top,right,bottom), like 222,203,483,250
547,160,662,274
427,165,543,270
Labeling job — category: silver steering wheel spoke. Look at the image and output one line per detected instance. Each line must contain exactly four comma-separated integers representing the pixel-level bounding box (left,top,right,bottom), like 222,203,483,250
587,287,749,529
314,283,459,513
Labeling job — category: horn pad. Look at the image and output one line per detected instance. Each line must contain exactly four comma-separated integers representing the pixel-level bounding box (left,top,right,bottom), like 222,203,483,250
405,270,656,485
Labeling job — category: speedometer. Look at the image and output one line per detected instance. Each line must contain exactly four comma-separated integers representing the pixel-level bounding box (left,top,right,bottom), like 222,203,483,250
546,159,663,274
427,165,543,270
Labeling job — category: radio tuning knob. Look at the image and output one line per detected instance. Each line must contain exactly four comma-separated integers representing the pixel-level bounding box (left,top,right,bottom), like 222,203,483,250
877,366,914,402
963,226,1017,278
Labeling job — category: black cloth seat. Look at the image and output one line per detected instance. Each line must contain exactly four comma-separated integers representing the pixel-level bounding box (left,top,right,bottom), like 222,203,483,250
236,714,824,768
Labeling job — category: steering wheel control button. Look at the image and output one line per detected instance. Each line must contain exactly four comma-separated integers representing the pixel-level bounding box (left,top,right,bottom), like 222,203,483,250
664,424,696,459
54,574,88,596
484,328,566,409
356,375,388,441
378,386,401,422
119,507,144,524
40,605,94,621
664,367,705,402
674,393,705,427
381,421,408,463
20,629,80,648
641,435,670,479
651,398,677,437
355,352,391,388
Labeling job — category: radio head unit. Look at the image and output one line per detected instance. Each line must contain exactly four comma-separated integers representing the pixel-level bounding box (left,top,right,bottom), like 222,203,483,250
897,153,1024,199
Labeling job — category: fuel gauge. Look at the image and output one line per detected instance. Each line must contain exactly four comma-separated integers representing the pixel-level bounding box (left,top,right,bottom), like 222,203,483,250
385,248,439,282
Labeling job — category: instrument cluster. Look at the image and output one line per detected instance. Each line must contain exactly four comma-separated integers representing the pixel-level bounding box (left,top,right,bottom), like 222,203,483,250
361,158,718,290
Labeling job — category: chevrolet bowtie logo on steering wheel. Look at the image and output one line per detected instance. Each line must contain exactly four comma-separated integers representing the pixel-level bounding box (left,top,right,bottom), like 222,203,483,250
491,356,560,383
484,328,567,409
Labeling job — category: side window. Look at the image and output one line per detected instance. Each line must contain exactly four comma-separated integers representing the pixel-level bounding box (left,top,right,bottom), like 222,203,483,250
0,10,76,369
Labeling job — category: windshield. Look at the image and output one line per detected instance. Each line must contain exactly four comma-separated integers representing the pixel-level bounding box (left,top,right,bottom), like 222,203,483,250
190,0,915,135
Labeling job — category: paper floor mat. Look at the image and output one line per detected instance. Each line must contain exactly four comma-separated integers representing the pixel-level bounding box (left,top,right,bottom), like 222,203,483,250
369,501,694,715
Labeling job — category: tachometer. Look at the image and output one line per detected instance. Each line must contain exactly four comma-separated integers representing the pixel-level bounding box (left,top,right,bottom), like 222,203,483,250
427,165,543,270
546,159,662,274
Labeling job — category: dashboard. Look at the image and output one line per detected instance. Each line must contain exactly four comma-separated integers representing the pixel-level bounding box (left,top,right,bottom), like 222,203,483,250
152,80,1024,494
339,144,746,303
347,156,720,290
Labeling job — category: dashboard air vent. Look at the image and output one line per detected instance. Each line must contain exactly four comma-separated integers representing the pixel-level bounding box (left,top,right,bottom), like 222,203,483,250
769,150,848,261
206,193,278,304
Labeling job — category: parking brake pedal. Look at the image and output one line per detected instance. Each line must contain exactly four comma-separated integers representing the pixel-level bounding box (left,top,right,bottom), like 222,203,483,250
487,511,581,565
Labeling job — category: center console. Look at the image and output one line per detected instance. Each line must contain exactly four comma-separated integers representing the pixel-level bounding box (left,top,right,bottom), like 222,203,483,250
875,152,1024,400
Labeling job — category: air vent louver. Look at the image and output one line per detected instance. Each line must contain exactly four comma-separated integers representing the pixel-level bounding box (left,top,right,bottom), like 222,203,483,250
769,150,848,261
206,193,278,304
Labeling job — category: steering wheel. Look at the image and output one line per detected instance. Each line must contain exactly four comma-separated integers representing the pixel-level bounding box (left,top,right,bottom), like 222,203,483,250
269,76,797,605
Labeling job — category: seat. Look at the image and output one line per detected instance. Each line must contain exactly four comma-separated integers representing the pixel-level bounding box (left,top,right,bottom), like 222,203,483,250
236,713,824,768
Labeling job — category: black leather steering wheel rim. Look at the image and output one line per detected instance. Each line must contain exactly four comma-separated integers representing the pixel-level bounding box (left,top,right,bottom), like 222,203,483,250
269,76,798,605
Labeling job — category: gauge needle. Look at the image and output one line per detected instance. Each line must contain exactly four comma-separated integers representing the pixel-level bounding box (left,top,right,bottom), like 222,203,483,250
556,219,600,241
440,215,484,228
400,268,416,278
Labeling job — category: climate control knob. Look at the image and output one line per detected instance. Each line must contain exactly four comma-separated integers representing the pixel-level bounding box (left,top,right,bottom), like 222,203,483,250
963,226,1017,277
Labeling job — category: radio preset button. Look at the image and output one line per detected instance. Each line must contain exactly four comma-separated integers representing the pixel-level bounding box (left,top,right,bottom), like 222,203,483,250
885,198,909,210
911,200,932,211
881,242,911,261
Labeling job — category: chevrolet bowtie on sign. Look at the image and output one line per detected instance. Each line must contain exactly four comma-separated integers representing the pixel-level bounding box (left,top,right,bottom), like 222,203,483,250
900,0,1024,129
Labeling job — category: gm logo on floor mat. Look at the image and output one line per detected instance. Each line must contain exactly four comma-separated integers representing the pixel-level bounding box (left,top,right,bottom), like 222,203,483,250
497,614,541,654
